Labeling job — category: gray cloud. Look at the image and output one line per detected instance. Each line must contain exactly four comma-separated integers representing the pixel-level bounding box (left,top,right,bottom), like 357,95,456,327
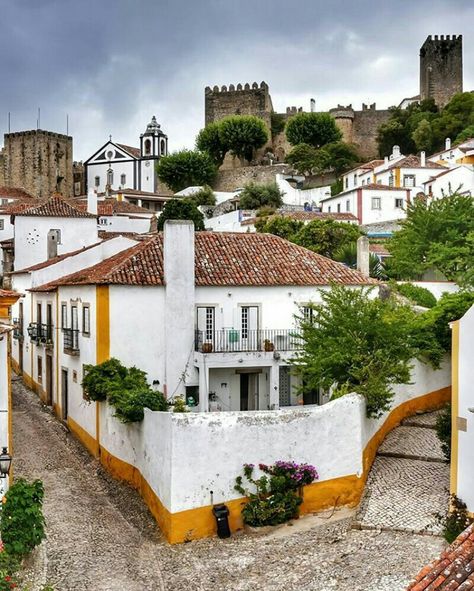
0,0,473,161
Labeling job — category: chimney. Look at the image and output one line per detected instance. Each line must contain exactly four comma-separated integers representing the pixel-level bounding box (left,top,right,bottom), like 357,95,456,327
356,235,370,277
384,156,389,166
445,137,451,150
163,220,196,403
310,98,315,113
392,145,401,159
87,187,98,215
420,151,426,167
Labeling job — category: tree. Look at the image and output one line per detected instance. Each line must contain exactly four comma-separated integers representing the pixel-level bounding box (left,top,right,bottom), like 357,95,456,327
293,286,417,418
286,112,342,148
238,182,284,210
156,149,217,192
319,142,360,176
293,219,361,258
412,119,433,152
455,124,474,144
187,185,216,207
196,123,228,166
333,242,385,279
386,194,474,287
218,115,268,162
258,216,304,240
157,198,205,231
286,143,319,175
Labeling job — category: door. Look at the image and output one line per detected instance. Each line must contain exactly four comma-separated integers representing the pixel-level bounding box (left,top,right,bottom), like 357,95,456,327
45,355,53,406
240,374,249,410
279,366,291,407
196,307,215,350
241,306,259,350
240,373,259,410
61,369,68,421
18,342,23,373
71,306,78,350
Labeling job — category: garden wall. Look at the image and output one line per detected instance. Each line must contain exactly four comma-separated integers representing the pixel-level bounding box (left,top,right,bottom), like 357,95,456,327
77,358,451,543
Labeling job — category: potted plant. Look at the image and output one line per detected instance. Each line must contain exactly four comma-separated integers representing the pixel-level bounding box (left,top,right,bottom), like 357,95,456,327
202,342,213,353
264,339,274,352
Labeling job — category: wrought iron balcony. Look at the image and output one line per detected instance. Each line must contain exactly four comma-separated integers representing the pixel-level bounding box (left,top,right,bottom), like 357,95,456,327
63,328,80,355
12,318,23,340
194,329,303,353
27,322,53,346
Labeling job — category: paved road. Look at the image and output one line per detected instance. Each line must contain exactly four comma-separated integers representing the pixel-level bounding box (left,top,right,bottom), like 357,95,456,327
13,380,446,591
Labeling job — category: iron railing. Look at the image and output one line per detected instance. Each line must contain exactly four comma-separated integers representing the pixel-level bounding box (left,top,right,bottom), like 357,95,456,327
27,322,53,345
13,318,23,340
194,329,302,353
63,328,80,354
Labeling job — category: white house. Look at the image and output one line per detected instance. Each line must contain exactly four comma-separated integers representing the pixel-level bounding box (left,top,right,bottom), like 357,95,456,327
428,138,474,167
73,197,155,234
373,153,447,194
84,116,168,194
423,165,474,198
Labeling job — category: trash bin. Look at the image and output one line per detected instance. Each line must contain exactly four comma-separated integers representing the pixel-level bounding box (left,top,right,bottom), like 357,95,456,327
212,504,231,539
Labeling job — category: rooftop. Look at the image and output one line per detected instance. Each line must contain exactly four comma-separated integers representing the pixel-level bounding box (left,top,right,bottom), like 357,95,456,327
0,186,34,200
31,231,377,292
116,143,141,159
75,198,152,216
386,155,448,170
14,194,97,218
241,211,358,225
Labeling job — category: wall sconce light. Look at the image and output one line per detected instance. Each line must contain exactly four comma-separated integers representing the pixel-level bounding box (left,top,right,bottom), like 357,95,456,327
153,379,160,386
227,292,232,297
220,383,228,388
0,448,12,478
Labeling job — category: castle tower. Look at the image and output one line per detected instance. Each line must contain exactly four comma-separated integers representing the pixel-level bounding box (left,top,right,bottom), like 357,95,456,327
420,35,463,107
329,105,355,145
2,130,73,198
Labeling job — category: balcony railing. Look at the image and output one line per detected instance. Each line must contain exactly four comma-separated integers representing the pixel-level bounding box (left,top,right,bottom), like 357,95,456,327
27,322,53,345
13,318,23,340
194,329,303,353
63,328,80,355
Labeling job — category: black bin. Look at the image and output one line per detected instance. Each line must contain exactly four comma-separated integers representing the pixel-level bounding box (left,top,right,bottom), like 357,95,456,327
212,504,231,539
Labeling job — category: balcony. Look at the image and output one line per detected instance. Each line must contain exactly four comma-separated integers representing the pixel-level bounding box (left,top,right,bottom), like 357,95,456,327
13,318,23,341
194,329,303,353
27,323,53,346
63,328,80,355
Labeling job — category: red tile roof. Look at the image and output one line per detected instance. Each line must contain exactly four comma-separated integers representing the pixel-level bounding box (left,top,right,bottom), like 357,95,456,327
345,160,385,175
116,144,141,159
75,199,152,216
387,155,448,170
0,199,44,214
406,523,474,590
14,194,97,218
0,186,34,200
362,183,407,191
98,230,143,240
369,243,390,256
31,232,377,291
241,211,358,226
12,241,105,274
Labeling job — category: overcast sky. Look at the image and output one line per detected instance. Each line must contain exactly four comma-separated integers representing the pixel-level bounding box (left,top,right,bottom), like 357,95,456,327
0,0,473,161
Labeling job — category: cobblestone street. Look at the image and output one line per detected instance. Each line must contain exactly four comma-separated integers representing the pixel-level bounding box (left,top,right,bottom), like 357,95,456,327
13,380,447,591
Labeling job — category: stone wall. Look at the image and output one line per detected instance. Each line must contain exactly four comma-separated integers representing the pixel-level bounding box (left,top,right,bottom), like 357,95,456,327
420,35,463,107
205,82,273,128
351,108,391,159
213,164,293,191
2,130,74,198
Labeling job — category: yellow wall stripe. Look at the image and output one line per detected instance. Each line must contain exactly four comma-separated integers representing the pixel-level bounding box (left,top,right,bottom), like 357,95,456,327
450,321,459,495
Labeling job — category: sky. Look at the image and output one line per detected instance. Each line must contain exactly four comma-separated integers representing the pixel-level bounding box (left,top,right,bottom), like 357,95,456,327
0,0,473,161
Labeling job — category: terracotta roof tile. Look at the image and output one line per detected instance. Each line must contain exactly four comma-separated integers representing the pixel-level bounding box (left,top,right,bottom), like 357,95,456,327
406,524,474,590
0,199,44,214
345,160,385,175
241,211,358,226
0,186,34,200
387,155,448,170
14,194,97,218
75,199,151,216
31,232,377,291
12,241,105,274
116,143,141,158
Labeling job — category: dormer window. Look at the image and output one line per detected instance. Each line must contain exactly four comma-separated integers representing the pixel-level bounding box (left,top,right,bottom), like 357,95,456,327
144,139,151,155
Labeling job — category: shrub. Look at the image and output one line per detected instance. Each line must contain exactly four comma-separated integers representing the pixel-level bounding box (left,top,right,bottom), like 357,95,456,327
0,479,45,557
238,182,284,210
286,112,342,148
171,397,188,413
187,185,216,207
435,405,452,462
156,149,217,192
436,494,474,543
394,283,437,308
234,461,318,527
82,358,167,423
157,198,205,231
218,115,268,163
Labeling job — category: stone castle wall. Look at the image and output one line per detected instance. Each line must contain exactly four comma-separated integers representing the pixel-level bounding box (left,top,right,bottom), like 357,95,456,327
204,82,273,128
420,35,463,107
2,130,73,198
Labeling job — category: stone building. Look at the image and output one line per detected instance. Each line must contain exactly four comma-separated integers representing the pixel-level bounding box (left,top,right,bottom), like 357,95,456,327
0,130,73,199
420,35,463,107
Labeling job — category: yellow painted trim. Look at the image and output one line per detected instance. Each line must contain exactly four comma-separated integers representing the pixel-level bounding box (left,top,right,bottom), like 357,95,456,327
395,168,401,188
450,321,459,495
7,336,13,486
96,286,110,364
67,416,99,458
55,292,60,415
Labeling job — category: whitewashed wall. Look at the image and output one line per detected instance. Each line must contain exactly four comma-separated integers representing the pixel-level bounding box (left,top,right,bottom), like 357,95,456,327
98,215,151,234
276,175,331,207
410,281,459,300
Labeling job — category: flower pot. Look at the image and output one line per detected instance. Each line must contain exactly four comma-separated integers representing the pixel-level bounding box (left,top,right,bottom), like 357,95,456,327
202,342,213,353
264,341,274,352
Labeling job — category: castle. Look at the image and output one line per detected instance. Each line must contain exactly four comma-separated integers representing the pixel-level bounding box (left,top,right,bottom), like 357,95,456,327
205,35,464,162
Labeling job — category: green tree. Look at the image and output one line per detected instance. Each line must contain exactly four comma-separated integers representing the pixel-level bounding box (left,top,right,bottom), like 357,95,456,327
387,194,474,287
187,185,216,207
293,286,418,418
319,142,360,176
238,182,284,210
293,219,361,258
258,216,304,240
333,242,385,279
455,124,474,144
286,112,342,148
432,93,474,148
156,149,217,192
286,143,319,175
218,115,268,162
412,119,433,152
157,198,205,231
196,123,228,166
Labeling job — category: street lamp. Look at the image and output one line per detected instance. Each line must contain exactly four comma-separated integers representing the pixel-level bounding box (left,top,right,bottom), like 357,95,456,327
0,448,12,478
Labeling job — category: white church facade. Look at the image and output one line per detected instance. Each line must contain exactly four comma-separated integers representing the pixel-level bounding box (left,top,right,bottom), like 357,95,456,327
84,117,168,194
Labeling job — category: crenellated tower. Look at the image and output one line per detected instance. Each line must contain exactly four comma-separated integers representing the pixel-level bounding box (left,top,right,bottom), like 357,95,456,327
420,35,463,107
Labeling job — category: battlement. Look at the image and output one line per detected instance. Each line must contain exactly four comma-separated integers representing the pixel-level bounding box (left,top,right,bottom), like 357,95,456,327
285,106,304,115
205,81,269,95
423,34,462,43
5,129,72,141
420,34,463,107
329,105,355,119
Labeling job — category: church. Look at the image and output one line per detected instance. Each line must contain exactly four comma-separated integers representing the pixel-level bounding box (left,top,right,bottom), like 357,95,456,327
84,116,168,194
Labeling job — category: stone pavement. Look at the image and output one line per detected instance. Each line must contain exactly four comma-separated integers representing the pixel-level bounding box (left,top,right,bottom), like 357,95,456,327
13,380,446,591
356,410,450,534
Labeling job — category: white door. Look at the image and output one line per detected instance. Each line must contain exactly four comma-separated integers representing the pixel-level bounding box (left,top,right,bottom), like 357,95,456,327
196,307,215,350
241,306,259,350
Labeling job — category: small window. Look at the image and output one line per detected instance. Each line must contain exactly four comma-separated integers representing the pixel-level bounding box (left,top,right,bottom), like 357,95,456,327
61,303,67,329
0,220,4,231
120,174,126,186
144,139,151,155
303,306,314,323
395,198,404,209
160,139,166,155
353,174,357,186
51,229,61,244
37,356,43,384
107,169,113,186
403,175,416,188
337,203,341,213
95,176,100,187
345,178,348,189
82,305,90,336
37,302,42,325
99,218,108,226
371,197,381,210
1,199,7,205
346,200,350,212
388,175,394,187
328,206,331,213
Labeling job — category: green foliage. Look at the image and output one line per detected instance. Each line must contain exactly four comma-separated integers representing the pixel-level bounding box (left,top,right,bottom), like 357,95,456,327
392,283,437,308
386,194,474,287
293,286,419,418
172,397,188,413
331,178,343,196
333,242,385,279
196,123,228,166
286,141,359,176
186,185,216,207
238,182,284,210
258,216,304,240
435,405,452,462
0,553,20,577
286,112,342,148
436,495,473,544
271,113,286,136
0,571,20,591
286,143,319,175
455,125,474,144
234,462,318,527
82,358,167,423
157,199,205,231
0,479,45,557
156,149,217,192
293,219,362,259
412,119,433,152
218,115,268,162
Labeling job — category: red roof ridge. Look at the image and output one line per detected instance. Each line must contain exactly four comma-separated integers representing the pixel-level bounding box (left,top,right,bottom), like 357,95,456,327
15,194,97,218
387,155,448,170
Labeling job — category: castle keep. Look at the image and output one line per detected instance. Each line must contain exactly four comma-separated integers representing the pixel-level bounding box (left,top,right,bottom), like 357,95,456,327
420,35,463,107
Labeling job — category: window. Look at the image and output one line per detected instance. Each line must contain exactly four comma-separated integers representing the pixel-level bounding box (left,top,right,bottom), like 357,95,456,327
346,200,350,212
51,229,61,244
37,303,42,325
197,307,215,341
99,218,108,226
371,197,381,210
120,174,126,186
0,220,4,231
37,356,42,384
1,199,7,205
403,174,416,188
160,139,166,155
107,168,113,186
337,203,341,213
61,303,67,329
82,305,90,335
345,178,348,189
303,306,314,323
388,174,394,187
95,176,100,187
353,174,357,186
395,198,404,209
144,139,151,155
362,179,365,186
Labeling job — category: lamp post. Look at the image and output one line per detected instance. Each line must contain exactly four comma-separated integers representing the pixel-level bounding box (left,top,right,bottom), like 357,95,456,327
0,448,12,479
